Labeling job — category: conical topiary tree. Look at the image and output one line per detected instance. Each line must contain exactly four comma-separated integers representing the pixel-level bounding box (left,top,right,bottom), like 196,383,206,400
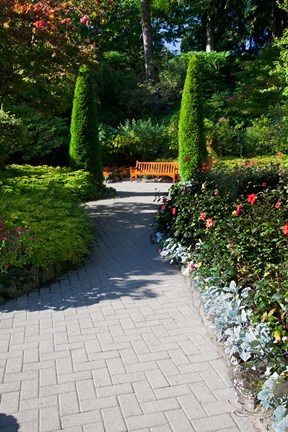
69,65,103,183
178,54,207,181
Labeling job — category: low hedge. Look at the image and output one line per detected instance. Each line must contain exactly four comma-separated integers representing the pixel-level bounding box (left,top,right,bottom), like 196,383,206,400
0,164,116,293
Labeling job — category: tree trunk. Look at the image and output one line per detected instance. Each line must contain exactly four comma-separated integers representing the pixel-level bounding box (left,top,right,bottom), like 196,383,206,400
140,0,155,80
206,0,214,52
272,0,288,38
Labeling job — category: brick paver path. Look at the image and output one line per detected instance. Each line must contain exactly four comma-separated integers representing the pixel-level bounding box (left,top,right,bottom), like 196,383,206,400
0,180,260,432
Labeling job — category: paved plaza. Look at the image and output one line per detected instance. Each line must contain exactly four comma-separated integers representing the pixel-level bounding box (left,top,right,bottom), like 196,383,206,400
0,180,263,432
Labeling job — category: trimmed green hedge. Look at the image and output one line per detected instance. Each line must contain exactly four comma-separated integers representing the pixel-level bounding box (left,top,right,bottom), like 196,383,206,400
0,164,115,273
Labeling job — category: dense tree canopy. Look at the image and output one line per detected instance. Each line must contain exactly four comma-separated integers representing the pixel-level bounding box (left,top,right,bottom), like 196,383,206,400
1,0,288,165
0,0,112,110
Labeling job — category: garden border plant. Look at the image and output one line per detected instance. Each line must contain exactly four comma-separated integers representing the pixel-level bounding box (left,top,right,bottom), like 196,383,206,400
0,164,116,301
154,155,288,431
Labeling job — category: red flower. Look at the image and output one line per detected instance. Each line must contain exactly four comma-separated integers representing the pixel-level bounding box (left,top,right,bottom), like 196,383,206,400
185,156,190,162
206,218,214,229
201,162,207,172
262,182,267,187
161,205,166,210
235,204,243,216
171,207,177,215
282,223,288,236
247,194,257,204
275,202,281,209
34,19,48,30
200,213,207,221
162,197,167,203
189,263,196,271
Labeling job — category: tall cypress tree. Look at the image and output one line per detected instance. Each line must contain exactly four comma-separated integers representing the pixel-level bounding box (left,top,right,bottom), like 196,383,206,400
69,65,103,183
178,54,207,181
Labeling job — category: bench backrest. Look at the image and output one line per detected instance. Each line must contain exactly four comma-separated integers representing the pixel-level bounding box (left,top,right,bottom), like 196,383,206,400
136,161,179,173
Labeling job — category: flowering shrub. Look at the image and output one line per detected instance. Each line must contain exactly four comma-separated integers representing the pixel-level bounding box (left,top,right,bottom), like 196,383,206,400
0,220,34,272
155,156,288,429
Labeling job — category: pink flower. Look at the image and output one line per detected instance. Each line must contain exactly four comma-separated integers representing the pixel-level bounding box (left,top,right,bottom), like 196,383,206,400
262,182,267,187
161,205,166,210
189,263,196,271
200,213,207,221
205,218,214,229
247,194,257,204
275,202,281,209
171,208,177,215
80,15,91,26
282,223,288,236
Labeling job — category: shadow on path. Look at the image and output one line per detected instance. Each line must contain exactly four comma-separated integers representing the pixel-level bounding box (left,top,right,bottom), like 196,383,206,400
1,192,177,313
0,413,19,431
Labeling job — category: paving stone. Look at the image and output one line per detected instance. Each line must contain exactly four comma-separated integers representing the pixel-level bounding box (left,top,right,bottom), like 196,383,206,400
146,369,169,389
125,412,167,430
83,423,105,432
76,379,96,401
61,410,102,429
133,380,157,403
118,393,142,417
102,406,127,432
96,383,133,398
0,391,20,413
59,391,80,416
192,414,237,432
142,397,179,414
40,406,61,431
178,394,207,420
150,426,173,432
165,409,196,432
189,382,218,404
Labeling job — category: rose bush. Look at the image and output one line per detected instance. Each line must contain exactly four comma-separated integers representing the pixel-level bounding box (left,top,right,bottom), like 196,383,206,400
155,155,288,429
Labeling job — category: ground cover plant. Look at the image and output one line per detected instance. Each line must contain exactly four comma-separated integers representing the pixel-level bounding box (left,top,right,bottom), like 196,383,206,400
0,165,115,293
155,154,288,430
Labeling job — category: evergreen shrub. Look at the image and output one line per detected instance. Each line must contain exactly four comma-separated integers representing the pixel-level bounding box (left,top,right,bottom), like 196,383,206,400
70,65,103,183
178,54,207,181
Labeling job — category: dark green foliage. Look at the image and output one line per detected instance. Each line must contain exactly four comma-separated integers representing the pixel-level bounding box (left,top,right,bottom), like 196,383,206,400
0,109,27,167
69,66,103,183
6,104,70,165
178,54,207,181
100,118,177,166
